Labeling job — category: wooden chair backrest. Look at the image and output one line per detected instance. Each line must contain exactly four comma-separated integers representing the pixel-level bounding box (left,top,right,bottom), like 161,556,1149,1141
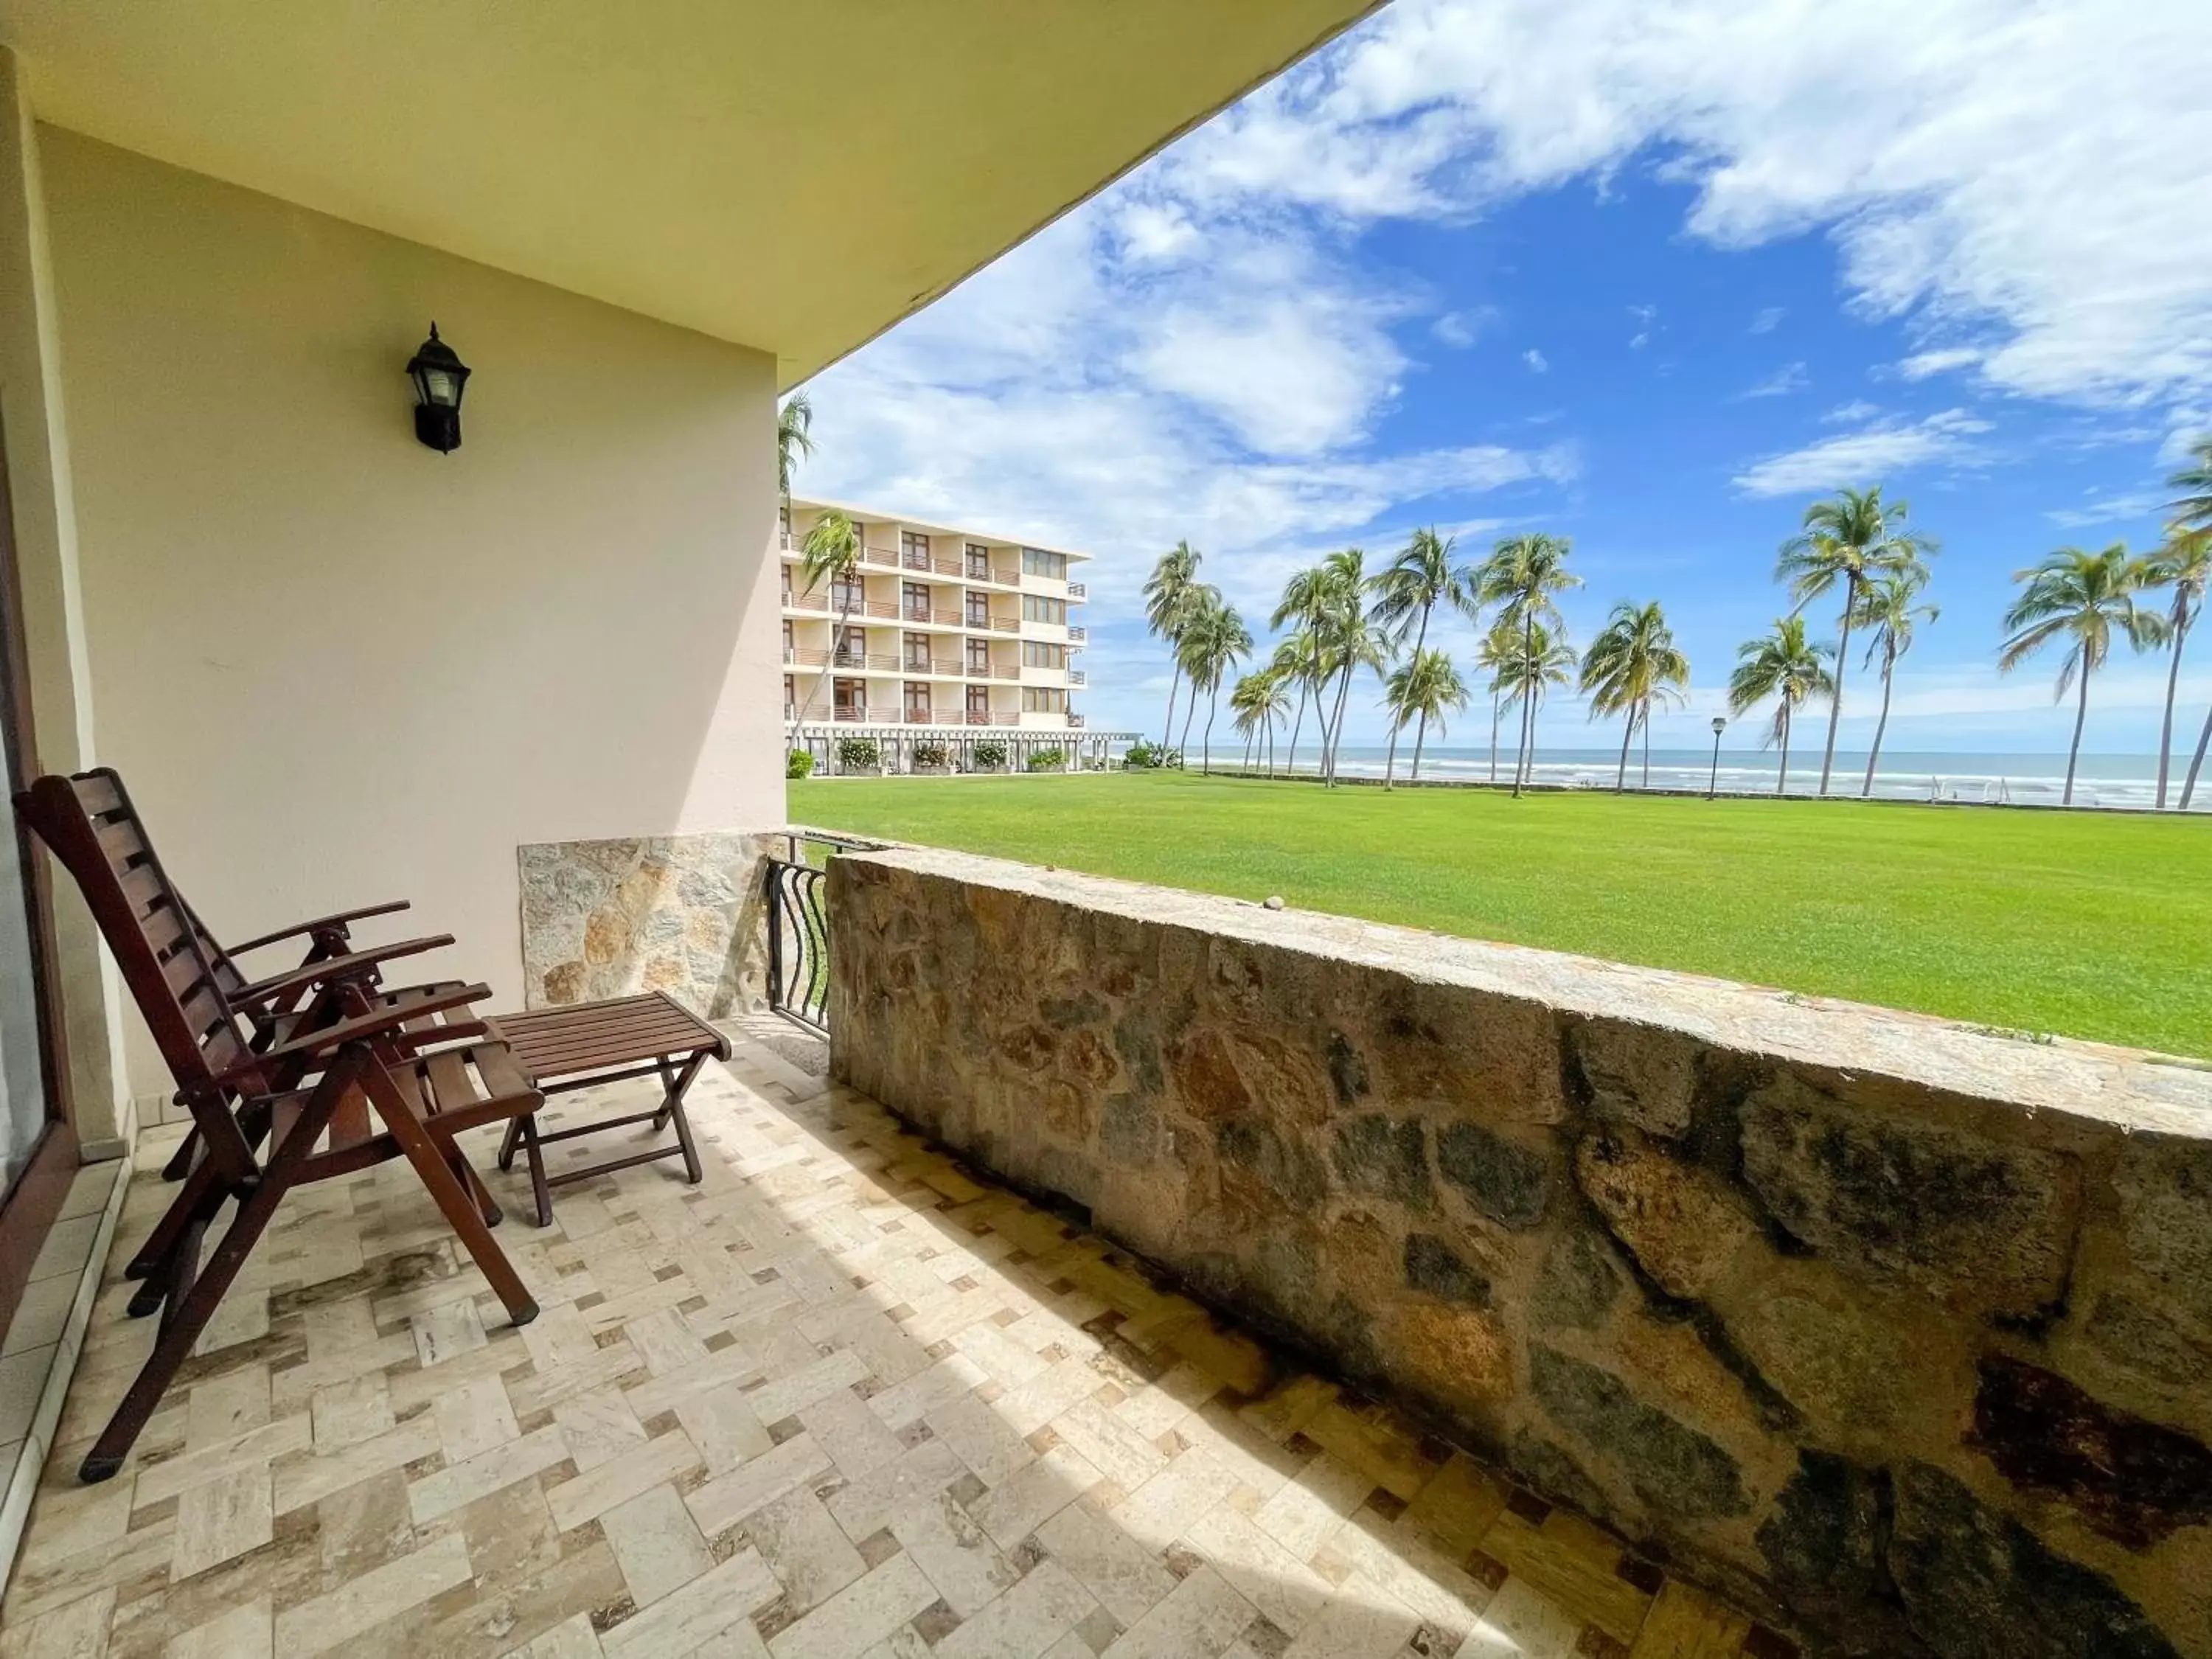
15,769,260,1100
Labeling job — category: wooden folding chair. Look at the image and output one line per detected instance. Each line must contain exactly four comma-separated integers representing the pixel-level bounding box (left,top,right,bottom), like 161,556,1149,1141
154,891,417,1179
17,770,545,1481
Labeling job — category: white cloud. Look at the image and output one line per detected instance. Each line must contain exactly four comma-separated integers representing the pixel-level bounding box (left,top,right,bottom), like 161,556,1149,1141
1431,306,1498,348
1166,0,2212,414
1750,306,1785,334
1523,348,1550,373
1742,361,1810,398
2045,489,2169,530
1823,400,1882,424
1628,331,1650,350
1896,347,1983,381
1732,409,1992,497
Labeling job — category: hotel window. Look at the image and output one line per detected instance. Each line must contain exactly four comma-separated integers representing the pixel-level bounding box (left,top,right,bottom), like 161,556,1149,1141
903,632,931,671
783,675,796,714
904,682,931,720
1022,596,1067,625
781,567,793,603
830,574,863,611
833,627,866,667
1022,687,1067,713
966,638,991,672
1022,641,1067,669
778,503,791,546
966,592,990,627
1022,548,1068,580
967,685,990,717
902,581,931,619
901,531,931,569
833,678,866,717
965,543,991,578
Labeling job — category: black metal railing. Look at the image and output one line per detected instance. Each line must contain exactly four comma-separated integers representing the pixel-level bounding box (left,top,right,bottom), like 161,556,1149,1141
763,830,884,1033
764,858,828,1031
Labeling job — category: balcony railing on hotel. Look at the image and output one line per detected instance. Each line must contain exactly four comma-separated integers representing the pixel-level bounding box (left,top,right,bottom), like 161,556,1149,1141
832,707,867,722
1068,582,1088,599
991,617,1020,633
1068,713,1086,728
1068,625,1088,641
783,646,830,667
1068,669,1086,686
863,544,900,567
786,592,829,612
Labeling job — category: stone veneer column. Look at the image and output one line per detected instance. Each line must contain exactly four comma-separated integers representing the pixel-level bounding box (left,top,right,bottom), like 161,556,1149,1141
516,830,775,1015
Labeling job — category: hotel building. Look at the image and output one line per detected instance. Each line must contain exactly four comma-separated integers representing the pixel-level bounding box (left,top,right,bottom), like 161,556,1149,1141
781,495,1093,746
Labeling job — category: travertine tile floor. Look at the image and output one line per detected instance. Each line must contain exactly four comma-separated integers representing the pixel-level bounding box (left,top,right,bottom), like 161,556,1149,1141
0,1032,1795,1659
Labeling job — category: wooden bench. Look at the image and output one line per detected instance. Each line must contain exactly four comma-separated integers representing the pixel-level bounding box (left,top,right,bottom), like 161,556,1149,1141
489,992,730,1225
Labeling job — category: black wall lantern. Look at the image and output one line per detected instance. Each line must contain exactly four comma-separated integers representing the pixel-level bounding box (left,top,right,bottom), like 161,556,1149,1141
406,322,470,453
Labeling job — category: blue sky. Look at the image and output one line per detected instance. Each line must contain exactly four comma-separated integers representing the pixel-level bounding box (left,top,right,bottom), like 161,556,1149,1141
796,0,2212,757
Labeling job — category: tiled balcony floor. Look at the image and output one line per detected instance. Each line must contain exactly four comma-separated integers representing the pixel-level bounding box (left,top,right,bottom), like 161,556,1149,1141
0,1032,1790,1659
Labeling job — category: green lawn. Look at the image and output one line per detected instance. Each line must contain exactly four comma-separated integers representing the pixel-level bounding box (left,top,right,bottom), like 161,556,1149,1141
790,771,2212,1059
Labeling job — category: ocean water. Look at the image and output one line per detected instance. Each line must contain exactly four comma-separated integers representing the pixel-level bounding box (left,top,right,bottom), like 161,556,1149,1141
1207,744,2208,812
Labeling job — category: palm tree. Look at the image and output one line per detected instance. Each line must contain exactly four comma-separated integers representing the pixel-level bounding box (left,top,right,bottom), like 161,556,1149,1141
795,509,860,722
2146,527,2210,808
1728,616,1835,796
1383,649,1470,782
1178,595,1253,776
2163,436,2212,808
2000,544,2168,806
1270,634,1322,778
1475,616,1519,784
1369,529,1473,785
1314,550,1385,785
1231,668,1291,776
1776,486,1935,796
1579,601,1690,791
776,392,814,499
1495,621,1575,789
1144,542,1204,749
1849,567,1939,797
1477,535,1580,796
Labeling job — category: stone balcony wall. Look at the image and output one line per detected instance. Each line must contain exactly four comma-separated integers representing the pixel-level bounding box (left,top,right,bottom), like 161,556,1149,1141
827,843,2212,1659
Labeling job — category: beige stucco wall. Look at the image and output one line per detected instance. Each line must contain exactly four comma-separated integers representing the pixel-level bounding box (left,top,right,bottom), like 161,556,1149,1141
38,128,786,1102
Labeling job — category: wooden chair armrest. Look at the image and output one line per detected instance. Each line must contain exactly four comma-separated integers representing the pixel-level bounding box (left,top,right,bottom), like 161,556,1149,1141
231,936,454,1007
215,982,491,1084
229,900,411,955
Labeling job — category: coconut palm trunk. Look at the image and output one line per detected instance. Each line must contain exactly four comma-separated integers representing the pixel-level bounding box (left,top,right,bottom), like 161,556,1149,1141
1161,664,1183,750
1285,686,1308,777
1641,709,1652,788
1513,611,1536,798
1776,707,1792,796
1178,695,1198,757
1862,644,1900,798
1614,713,1632,791
2183,706,2212,810
1817,582,1857,796
1381,604,1433,788
2157,615,2191,807
2064,656,2091,806
1488,689,1501,782
1411,710,1429,780
1326,662,1357,786
1202,684,1220,775
805,589,855,726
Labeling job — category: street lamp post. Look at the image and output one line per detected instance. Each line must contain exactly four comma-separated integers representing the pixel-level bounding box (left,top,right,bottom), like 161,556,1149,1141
1708,716,1727,799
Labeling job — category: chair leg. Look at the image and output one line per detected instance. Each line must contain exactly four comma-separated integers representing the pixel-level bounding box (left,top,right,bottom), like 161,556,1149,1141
450,1147,503,1227
496,1113,525,1173
79,1063,342,1481
521,1115,552,1228
364,1069,537,1327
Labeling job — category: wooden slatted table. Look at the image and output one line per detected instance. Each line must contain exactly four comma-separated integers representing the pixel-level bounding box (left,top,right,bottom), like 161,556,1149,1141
486,992,730,1226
